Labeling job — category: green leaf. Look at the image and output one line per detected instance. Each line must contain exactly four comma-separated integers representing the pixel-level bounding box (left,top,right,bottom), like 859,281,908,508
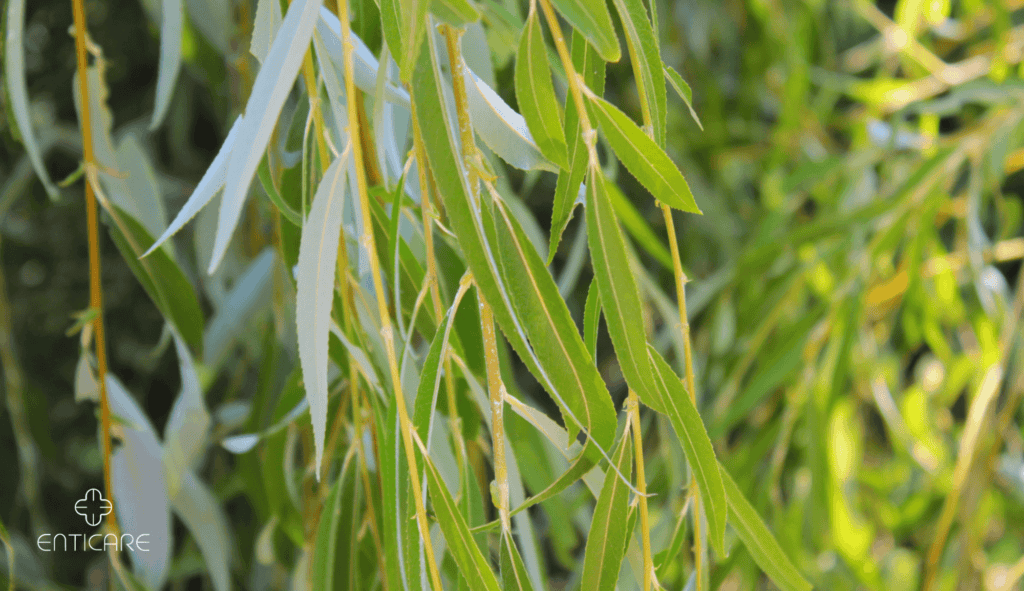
489,195,616,449
257,157,302,226
548,0,620,62
583,278,600,360
399,0,430,81
420,443,502,591
609,0,666,145
379,0,403,66
500,531,538,591
515,9,569,169
549,30,605,263
664,65,702,130
0,511,12,591
431,0,480,25
589,94,701,213
720,463,813,591
105,205,205,354
311,457,362,590
580,431,633,591
605,176,673,269
585,166,660,406
412,31,616,455
647,344,727,557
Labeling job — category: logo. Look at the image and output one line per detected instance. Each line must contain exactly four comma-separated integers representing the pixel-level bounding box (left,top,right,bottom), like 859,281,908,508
74,488,112,527
36,489,149,553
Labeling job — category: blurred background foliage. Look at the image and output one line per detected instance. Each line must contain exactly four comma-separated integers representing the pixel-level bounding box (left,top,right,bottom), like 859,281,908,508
2,0,1024,589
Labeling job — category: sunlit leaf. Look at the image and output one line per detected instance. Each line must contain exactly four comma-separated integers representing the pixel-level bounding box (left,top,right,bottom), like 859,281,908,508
580,431,633,591
720,464,812,591
548,0,620,62
549,30,604,262
647,345,727,557
610,0,666,145
589,94,701,213
515,9,568,169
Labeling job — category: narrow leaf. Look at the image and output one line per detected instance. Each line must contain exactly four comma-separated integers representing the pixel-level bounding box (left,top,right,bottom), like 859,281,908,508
398,0,431,81
589,94,701,213
548,0,620,62
720,463,812,591
431,0,480,25
412,32,615,455
168,470,233,591
296,156,348,480
580,432,633,591
151,0,184,129
583,278,600,360
647,345,727,556
501,531,538,591
665,65,702,130
203,247,276,368
105,206,205,352
251,0,283,63
107,376,172,590
419,439,502,591
514,9,568,169
4,0,58,198
585,167,660,405
210,0,323,273
463,60,557,172
146,116,244,257
257,157,303,226
490,195,616,450
311,456,361,590
549,30,604,262
610,0,666,145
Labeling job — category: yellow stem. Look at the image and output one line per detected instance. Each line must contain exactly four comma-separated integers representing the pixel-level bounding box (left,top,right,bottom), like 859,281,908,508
480,299,510,532
536,0,598,165
335,1,443,589
70,0,119,543
662,203,706,589
627,391,653,591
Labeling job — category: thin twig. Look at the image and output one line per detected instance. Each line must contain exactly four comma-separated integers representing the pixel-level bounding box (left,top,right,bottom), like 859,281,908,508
335,1,443,589
70,0,119,544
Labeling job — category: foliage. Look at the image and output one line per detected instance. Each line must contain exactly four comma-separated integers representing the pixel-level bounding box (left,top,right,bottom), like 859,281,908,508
1,0,1024,589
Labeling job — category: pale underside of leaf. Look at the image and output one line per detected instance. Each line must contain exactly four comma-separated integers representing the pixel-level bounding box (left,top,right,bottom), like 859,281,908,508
317,9,411,107
5,0,59,198
146,116,244,257
151,0,183,129
107,375,172,590
251,0,283,63
463,60,558,173
210,0,323,274
297,156,349,480
167,469,233,591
